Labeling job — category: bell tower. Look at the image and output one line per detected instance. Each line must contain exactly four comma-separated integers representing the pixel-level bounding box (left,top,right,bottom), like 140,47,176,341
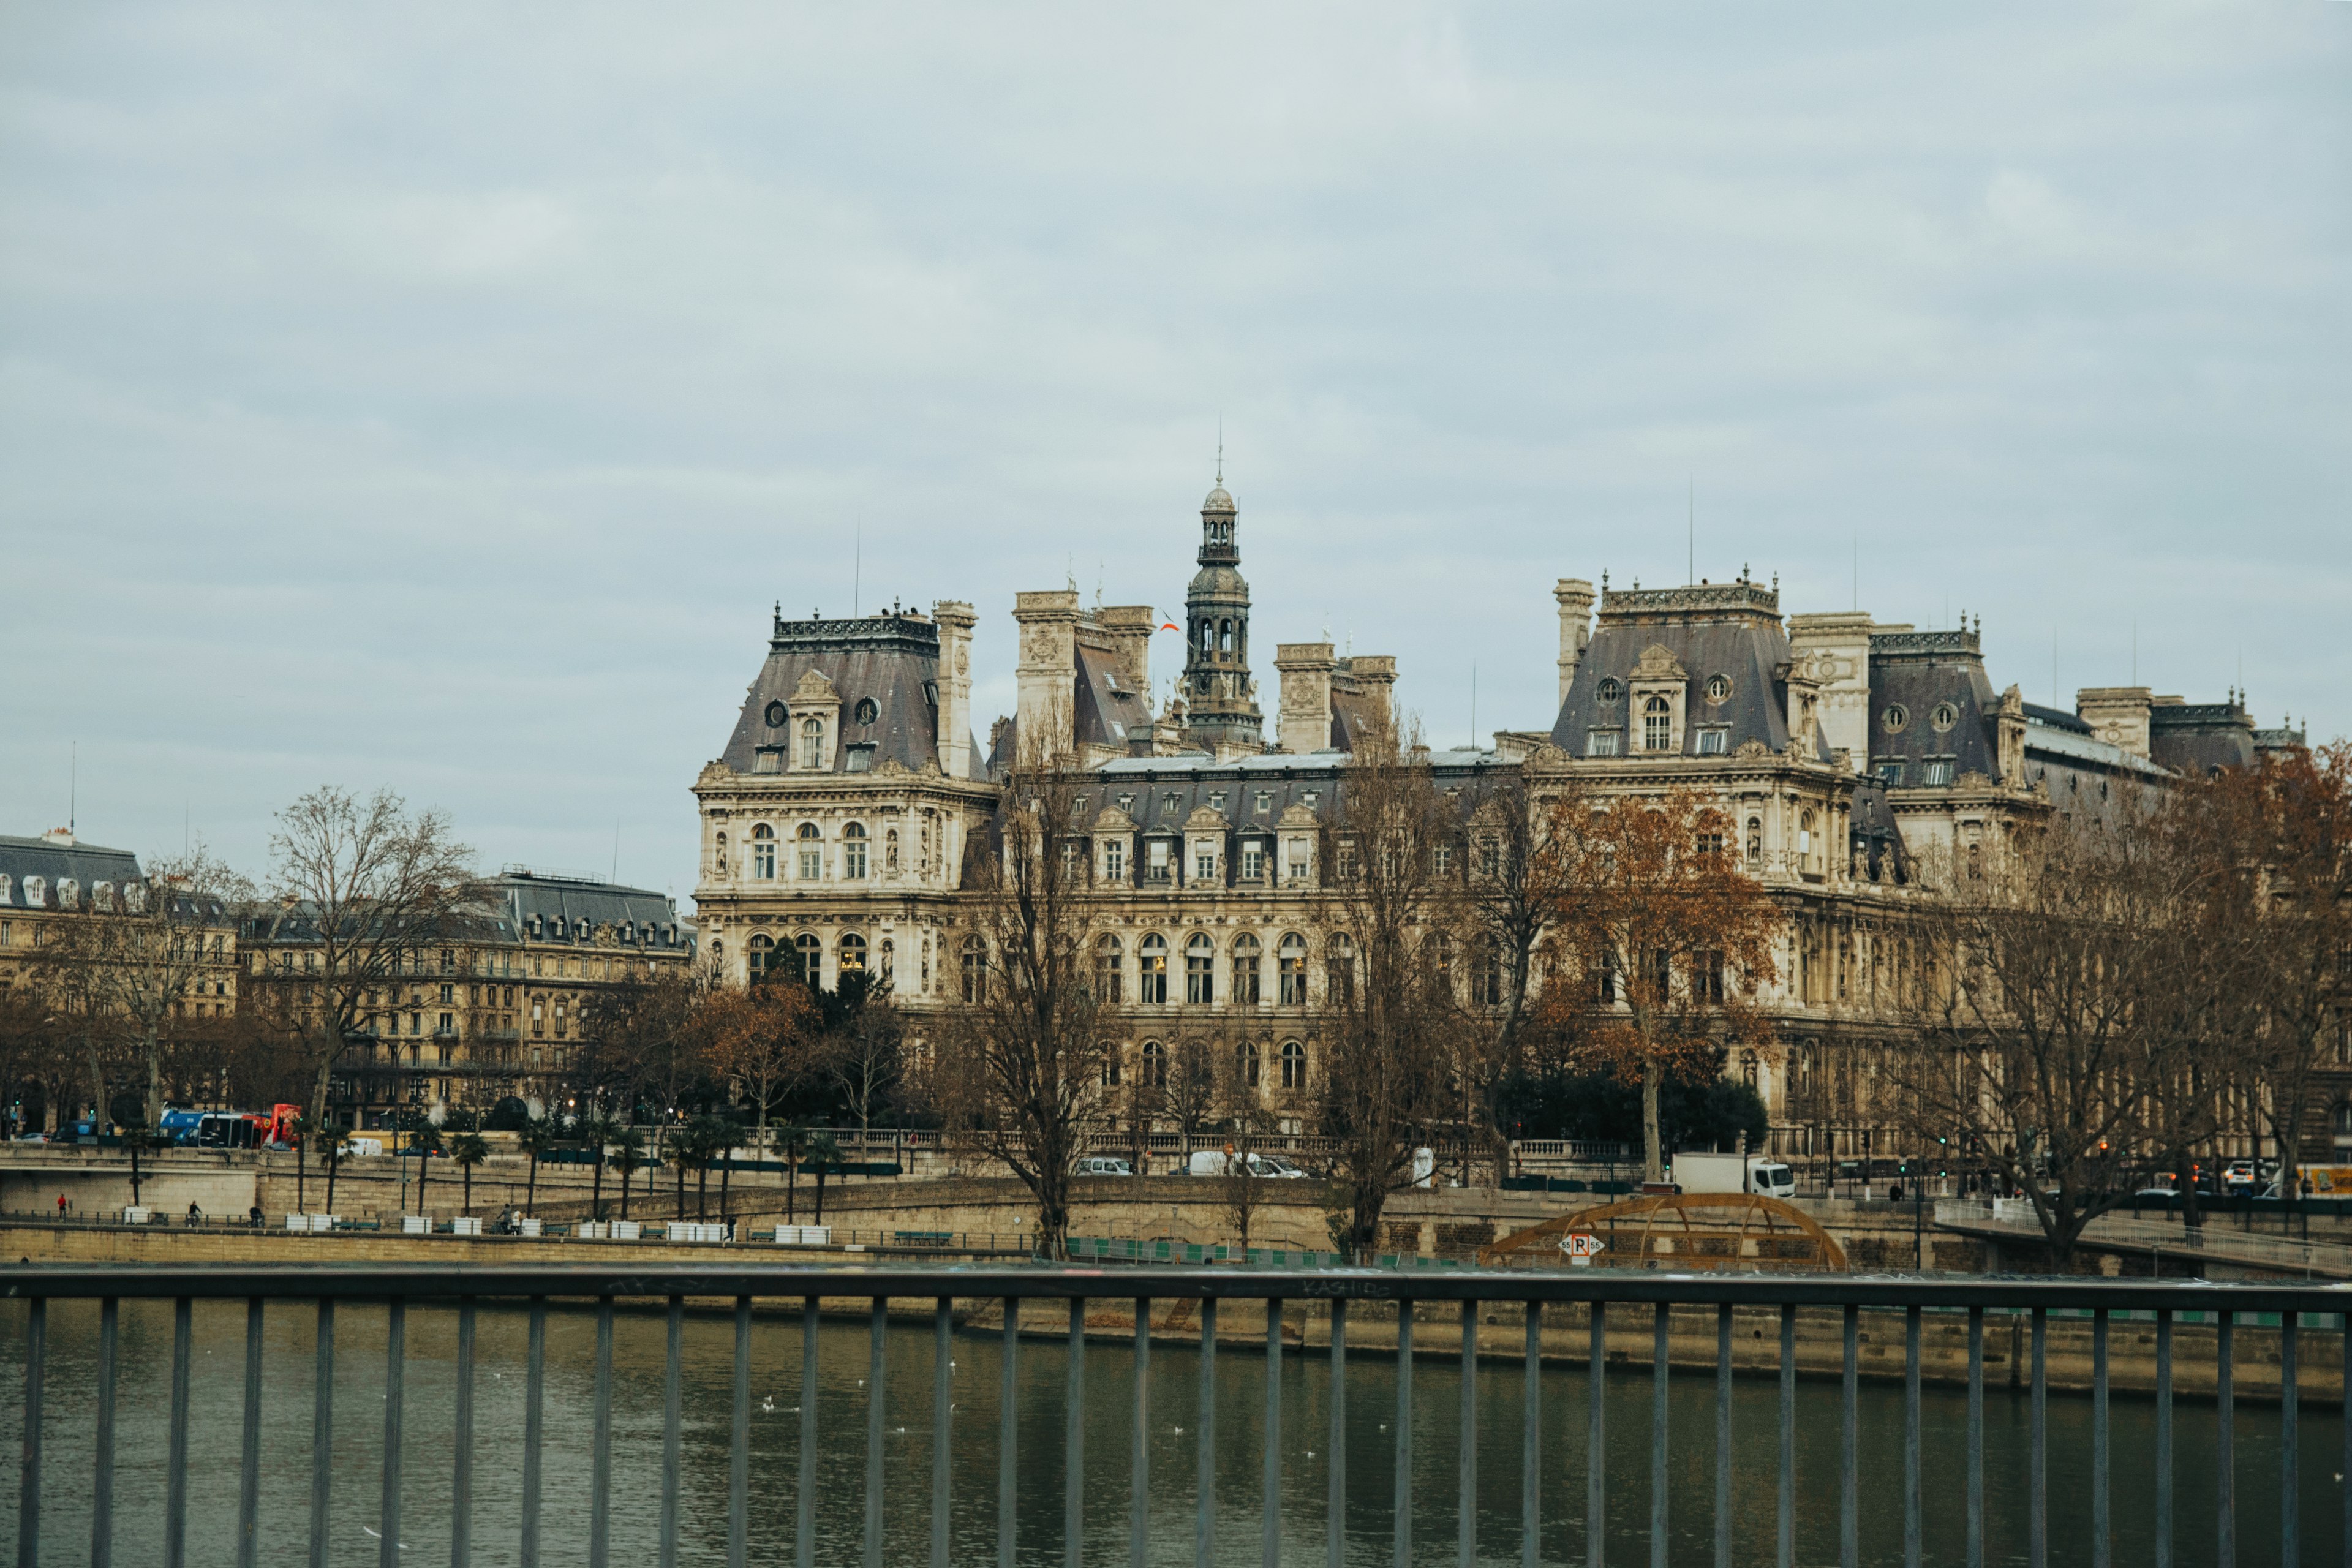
1178,474,1263,752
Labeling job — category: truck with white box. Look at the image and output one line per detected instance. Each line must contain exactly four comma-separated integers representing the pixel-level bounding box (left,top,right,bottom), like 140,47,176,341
1670,1152,1795,1200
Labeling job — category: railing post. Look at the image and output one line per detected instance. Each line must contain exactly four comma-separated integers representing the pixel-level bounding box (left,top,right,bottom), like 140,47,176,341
1651,1302,1669,1568
93,1295,118,1568
1130,1297,1150,1568
1266,1295,1284,1568
381,1298,406,1568
1066,1296,1086,1568
1714,1304,1731,1568
1198,1295,1216,1568
1588,1300,1605,1568
1779,1303,1795,1568
2217,1310,2236,1568
1398,1297,1417,1568
1840,1303,1857,1568
1461,1300,1479,1568
662,1295,684,1568
733,1297,752,1568
2091,1309,2109,1568
804,1295,822,1568
2155,1308,2173,1568
1525,1302,1542,1568
938,1297,957,1568
2279,1312,2297,1568
241,1297,265,1568
1332,1299,1350,1568
521,1298,544,1568
869,1296,889,1568
15,1294,41,1568
590,1296,613,1568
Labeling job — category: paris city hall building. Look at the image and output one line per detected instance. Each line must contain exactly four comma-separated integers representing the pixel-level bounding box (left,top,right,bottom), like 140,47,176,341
689,478,2299,1157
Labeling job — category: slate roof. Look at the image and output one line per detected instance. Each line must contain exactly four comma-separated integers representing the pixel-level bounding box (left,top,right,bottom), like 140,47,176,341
1548,582,1826,761
2150,703,2258,775
720,611,986,780
0,833,145,909
1063,748,1509,835
494,870,688,949
1866,629,2001,783
1073,644,1153,754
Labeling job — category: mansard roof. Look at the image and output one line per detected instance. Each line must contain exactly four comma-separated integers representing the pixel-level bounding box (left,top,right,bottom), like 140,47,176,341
0,832,143,907
2149,701,2258,774
1867,628,2002,781
721,610,985,780
1548,582,1821,760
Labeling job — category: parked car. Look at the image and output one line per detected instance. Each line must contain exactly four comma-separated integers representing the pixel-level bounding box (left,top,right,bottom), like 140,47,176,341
1075,1156,1134,1177
2223,1159,2260,1191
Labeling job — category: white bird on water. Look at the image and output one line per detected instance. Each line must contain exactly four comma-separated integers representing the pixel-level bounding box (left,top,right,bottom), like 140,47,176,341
761,1396,775,1412
360,1525,408,1550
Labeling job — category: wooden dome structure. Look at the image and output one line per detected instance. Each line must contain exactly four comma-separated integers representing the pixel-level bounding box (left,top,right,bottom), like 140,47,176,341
1476,1192,1848,1272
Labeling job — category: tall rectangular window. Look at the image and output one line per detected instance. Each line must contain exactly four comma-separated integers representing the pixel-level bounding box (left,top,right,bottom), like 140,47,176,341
1241,842,1264,880
1104,842,1126,881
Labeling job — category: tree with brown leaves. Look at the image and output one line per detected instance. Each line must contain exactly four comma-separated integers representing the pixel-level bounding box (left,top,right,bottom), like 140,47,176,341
1542,786,1782,1185
695,981,821,1137
2212,743,2352,1202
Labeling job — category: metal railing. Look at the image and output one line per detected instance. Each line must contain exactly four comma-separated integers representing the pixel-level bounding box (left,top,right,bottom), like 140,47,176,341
1940,1197,2352,1279
6,1264,2346,1568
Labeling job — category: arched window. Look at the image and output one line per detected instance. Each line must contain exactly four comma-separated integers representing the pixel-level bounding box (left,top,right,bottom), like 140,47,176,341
1643,695,1672,752
1141,1040,1166,1088
1138,934,1169,1005
839,933,867,974
1238,1040,1261,1089
1185,933,1215,1005
1427,932,1455,993
842,822,869,880
797,823,823,880
1088,933,1124,1003
752,823,777,879
1219,619,1233,655
1200,622,1215,655
1231,933,1262,1005
1277,933,1308,1005
885,829,900,875
1280,1040,1306,1090
960,936,989,1003
1799,810,1817,869
747,933,772,979
2333,1103,2352,1155
1101,1048,1122,1088
799,715,826,769
794,932,822,984
1326,933,1356,1005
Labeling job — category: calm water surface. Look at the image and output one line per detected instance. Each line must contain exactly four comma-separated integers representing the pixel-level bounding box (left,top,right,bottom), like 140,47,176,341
0,1297,2337,1566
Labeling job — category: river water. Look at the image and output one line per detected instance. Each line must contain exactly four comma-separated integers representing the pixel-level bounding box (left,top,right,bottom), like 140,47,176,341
0,1297,2337,1566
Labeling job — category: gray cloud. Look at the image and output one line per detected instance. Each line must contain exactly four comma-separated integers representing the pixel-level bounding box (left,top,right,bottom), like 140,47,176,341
2,1,2345,887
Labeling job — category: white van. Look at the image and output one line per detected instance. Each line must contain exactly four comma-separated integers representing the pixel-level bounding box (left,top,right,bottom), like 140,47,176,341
1076,1156,1134,1177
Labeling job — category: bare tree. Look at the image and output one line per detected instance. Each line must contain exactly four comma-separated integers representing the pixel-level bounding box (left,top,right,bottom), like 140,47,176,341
1164,1037,1218,1139
925,741,1110,1260
262,787,478,1133
94,847,249,1129
820,976,903,1140
1450,772,1578,1180
1887,802,2237,1267
1317,724,1460,1257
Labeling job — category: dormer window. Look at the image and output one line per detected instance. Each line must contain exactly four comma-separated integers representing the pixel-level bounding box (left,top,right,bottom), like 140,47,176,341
799,717,826,769
1643,696,1673,752
1696,729,1728,756
1588,731,1621,758
1597,678,1623,703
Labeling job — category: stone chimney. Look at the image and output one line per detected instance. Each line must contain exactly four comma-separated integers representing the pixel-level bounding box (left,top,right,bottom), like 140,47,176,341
1096,605,1156,695
1785,612,1875,771
1013,589,1082,767
932,600,976,778
2077,686,2154,760
1275,643,1336,753
1350,655,1399,738
1554,579,1596,704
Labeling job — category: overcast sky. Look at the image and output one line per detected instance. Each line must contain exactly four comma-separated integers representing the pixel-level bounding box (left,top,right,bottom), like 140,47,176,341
3,3,2345,897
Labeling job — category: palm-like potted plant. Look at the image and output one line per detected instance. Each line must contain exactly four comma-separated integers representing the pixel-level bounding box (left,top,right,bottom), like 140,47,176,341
610,1123,648,1222
446,1131,490,1215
